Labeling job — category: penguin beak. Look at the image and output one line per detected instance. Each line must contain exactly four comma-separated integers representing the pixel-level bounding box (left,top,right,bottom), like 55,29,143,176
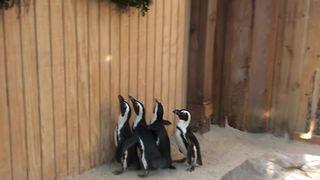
118,95,124,103
129,96,140,114
154,98,159,104
129,96,136,103
172,109,180,115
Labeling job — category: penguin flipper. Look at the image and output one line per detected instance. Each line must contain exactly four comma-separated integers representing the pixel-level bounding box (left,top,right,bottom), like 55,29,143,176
121,134,139,153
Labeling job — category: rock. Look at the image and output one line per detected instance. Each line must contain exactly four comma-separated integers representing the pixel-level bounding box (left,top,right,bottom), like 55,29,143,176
222,153,320,180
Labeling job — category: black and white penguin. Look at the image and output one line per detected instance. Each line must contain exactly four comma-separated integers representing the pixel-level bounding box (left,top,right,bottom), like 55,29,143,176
172,109,202,172
148,99,176,169
113,95,139,175
119,96,166,177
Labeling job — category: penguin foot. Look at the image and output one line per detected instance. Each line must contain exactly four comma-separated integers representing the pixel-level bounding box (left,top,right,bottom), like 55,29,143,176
173,158,187,163
168,165,176,169
112,168,124,175
186,166,195,172
138,170,149,178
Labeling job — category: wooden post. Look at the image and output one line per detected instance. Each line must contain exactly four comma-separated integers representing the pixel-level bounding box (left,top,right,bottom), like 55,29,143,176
187,0,218,133
213,0,229,127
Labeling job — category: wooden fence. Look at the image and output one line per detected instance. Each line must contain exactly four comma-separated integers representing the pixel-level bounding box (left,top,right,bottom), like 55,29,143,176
0,0,188,179
214,0,320,135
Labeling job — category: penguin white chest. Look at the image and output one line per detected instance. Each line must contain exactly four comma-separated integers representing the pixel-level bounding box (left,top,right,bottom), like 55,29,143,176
175,129,188,156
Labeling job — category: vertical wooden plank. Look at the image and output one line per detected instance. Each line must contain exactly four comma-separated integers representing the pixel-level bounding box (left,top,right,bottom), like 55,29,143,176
271,0,311,134
20,1,42,179
35,0,56,178
88,0,100,167
0,13,12,180
50,0,68,177
154,0,163,104
213,0,228,125
99,0,111,163
221,0,253,128
63,0,79,175
162,0,171,120
168,0,178,129
138,10,147,105
109,3,120,161
120,6,130,98
145,3,156,122
284,0,311,132
187,0,217,132
175,0,187,110
186,0,201,113
129,9,139,99
270,0,287,135
296,0,320,133
4,6,28,180
246,0,279,132
76,0,91,172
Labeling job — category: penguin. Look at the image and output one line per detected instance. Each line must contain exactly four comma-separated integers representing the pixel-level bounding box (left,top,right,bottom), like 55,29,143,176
172,109,202,172
148,99,176,169
118,96,167,177
113,95,139,175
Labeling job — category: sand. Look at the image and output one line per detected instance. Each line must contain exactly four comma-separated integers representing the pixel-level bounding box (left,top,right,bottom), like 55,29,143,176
61,125,320,180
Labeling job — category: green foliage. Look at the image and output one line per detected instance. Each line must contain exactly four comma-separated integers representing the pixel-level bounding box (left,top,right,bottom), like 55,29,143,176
111,0,152,16
0,0,15,10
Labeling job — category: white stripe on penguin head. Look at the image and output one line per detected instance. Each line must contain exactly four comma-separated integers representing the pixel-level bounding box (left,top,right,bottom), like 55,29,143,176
151,102,158,124
133,102,143,130
176,110,191,133
117,103,130,139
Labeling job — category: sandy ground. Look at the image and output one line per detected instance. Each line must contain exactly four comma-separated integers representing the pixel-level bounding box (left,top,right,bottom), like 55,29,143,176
61,125,320,180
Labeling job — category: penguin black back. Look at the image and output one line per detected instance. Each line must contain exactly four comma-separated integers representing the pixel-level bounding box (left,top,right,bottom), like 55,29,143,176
148,99,175,169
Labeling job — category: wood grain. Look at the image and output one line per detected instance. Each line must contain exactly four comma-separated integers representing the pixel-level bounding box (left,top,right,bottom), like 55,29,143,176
64,0,79,175
99,0,111,164
35,0,56,178
88,0,101,167
138,9,147,105
154,0,164,104
76,0,91,172
146,3,156,122
109,3,120,161
0,0,188,178
0,12,12,180
162,0,171,120
4,6,28,180
50,0,68,177
20,1,42,179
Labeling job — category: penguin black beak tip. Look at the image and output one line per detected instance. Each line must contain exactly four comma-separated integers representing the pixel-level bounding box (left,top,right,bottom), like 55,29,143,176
118,95,124,101
154,98,159,103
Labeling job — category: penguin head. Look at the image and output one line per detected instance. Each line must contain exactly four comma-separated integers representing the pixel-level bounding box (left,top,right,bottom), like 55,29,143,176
129,96,144,115
129,96,146,129
173,109,191,130
151,99,164,124
118,95,130,118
